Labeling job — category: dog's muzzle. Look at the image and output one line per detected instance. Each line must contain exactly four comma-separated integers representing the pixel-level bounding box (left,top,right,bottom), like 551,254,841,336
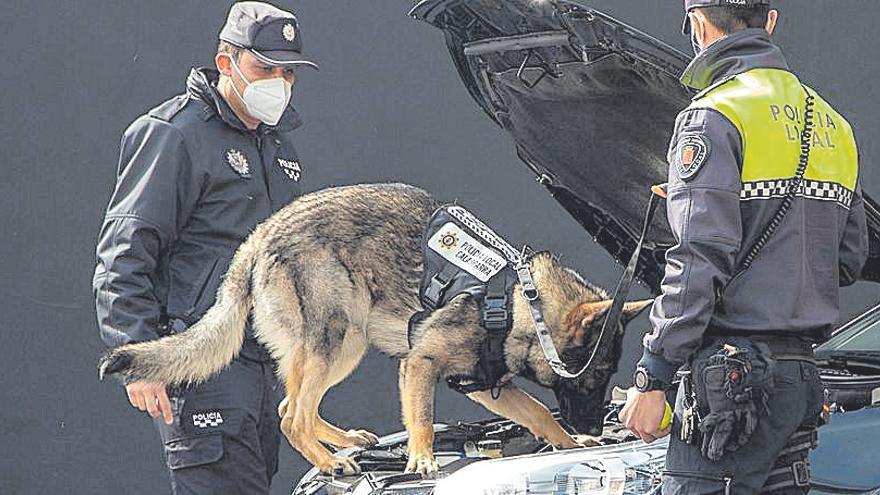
553,380,605,436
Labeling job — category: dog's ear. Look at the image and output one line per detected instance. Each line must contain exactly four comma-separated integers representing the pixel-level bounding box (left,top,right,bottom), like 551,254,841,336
565,299,654,345
621,299,653,324
564,300,612,345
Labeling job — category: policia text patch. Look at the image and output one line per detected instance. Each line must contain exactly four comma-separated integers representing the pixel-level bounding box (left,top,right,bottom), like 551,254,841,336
427,222,507,282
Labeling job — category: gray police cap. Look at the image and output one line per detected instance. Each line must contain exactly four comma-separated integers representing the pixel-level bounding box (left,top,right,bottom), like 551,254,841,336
682,0,771,34
219,1,318,69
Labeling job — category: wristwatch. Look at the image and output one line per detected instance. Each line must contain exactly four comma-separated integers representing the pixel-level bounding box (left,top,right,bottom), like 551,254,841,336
633,366,665,393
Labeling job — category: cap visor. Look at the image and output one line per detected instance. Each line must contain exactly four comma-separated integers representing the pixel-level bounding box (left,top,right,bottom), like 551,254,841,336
250,49,319,69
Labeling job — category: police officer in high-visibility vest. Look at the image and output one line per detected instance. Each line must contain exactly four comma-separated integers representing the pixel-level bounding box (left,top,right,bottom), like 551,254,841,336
619,1,868,492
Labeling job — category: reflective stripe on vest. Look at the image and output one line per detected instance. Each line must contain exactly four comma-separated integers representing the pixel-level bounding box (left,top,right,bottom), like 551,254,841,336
691,69,858,208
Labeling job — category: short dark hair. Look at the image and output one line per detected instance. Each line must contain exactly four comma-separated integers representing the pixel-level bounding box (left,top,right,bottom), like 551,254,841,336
217,40,243,61
696,5,771,34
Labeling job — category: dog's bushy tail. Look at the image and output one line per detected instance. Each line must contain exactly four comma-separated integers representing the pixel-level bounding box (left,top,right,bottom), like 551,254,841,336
99,234,260,386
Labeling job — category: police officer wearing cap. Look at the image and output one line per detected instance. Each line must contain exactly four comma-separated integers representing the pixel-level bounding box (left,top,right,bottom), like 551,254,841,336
93,2,317,492
619,1,868,492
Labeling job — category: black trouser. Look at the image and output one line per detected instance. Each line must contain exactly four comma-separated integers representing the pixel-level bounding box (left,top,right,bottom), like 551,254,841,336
663,344,824,494
153,348,281,495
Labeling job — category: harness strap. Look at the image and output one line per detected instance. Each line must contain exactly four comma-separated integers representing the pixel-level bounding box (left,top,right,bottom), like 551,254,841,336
446,275,513,394
423,263,460,311
408,263,461,348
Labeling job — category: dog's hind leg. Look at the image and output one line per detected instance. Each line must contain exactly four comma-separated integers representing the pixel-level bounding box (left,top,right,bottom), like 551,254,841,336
467,385,580,449
310,326,378,449
281,353,361,476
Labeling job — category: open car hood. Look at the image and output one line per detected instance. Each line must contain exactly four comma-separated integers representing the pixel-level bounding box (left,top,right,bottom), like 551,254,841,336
411,0,880,291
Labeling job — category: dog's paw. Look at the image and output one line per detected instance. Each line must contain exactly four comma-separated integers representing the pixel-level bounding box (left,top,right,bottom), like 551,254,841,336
344,429,379,448
572,434,603,447
405,452,440,478
320,456,361,477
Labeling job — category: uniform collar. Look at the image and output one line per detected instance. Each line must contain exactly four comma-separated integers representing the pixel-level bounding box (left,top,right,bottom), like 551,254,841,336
680,28,789,91
186,67,303,133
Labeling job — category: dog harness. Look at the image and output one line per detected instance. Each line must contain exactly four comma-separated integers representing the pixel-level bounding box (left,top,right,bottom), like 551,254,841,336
408,200,661,394
408,205,518,394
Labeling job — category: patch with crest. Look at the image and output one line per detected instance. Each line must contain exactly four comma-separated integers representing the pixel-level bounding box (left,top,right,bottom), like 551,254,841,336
225,149,250,177
283,23,296,42
675,134,710,181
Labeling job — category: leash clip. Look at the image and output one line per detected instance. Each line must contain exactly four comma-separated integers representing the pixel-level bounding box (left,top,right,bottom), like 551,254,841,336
515,263,539,301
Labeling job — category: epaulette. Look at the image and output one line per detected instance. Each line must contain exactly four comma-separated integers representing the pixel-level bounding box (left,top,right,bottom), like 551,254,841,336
148,94,191,123
691,74,738,102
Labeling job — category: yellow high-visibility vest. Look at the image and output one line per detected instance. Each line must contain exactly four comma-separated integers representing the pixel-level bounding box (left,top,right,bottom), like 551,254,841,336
691,68,858,206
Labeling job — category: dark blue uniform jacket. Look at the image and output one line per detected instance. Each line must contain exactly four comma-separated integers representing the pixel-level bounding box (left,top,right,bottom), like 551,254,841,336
93,67,305,359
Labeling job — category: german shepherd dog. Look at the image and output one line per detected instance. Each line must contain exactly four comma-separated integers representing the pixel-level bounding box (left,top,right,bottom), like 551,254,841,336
100,183,651,477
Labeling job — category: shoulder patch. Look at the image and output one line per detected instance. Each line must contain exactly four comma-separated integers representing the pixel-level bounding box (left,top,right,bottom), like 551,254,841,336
675,134,710,181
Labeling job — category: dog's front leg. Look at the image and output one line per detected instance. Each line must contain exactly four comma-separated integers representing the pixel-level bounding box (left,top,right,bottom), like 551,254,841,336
468,385,579,449
400,355,440,478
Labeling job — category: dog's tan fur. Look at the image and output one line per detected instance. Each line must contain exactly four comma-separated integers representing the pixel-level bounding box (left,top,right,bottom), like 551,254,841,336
101,183,651,477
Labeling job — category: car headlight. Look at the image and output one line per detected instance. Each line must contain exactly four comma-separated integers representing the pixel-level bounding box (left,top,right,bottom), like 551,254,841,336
433,441,667,495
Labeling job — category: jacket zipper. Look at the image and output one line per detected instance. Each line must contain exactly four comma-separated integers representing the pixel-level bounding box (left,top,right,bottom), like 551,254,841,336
255,133,273,205
663,470,733,494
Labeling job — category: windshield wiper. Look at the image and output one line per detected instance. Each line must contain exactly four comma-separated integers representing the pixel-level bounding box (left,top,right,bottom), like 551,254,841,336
817,350,880,371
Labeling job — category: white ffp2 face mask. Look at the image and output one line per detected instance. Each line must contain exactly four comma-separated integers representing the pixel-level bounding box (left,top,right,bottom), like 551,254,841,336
230,58,292,126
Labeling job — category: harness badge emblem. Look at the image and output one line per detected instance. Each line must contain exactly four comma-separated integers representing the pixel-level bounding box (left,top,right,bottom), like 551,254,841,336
225,149,250,177
192,410,224,429
676,134,710,181
282,23,296,42
277,158,302,181
439,231,459,249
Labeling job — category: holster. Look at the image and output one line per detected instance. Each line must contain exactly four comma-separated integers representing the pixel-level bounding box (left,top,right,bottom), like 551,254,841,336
691,339,776,461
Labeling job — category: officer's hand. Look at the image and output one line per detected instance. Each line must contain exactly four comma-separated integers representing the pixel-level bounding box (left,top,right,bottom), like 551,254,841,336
619,388,669,443
126,380,174,425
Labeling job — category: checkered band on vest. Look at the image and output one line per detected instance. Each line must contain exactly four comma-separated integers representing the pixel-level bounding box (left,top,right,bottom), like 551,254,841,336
740,178,854,209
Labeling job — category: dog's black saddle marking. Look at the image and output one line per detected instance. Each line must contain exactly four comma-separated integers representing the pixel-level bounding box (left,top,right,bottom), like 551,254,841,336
408,205,517,395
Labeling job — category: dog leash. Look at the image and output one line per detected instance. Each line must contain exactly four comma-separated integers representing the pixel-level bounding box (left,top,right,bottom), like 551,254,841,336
447,199,659,379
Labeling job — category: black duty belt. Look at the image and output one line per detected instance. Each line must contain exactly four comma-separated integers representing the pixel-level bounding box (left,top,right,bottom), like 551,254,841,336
704,332,815,360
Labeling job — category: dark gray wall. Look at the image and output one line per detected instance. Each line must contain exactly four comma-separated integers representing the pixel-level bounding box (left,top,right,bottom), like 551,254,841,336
1,1,877,493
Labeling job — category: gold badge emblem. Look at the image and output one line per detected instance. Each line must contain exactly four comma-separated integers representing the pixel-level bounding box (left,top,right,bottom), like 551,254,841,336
439,232,459,249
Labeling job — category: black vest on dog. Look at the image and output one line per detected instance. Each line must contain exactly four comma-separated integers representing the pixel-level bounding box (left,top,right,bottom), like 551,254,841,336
408,206,517,394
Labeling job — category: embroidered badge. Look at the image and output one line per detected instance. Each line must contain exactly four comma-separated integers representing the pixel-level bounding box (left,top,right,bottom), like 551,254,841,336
191,410,224,429
226,149,250,177
283,23,296,42
277,158,302,181
676,135,710,181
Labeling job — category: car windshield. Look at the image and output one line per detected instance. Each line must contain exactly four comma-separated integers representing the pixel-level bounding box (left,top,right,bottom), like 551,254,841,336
819,305,880,353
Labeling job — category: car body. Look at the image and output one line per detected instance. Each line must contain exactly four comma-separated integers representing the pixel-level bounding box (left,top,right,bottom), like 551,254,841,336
293,1,880,493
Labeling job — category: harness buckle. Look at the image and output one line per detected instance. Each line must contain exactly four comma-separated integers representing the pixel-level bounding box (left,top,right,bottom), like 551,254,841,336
423,273,454,310
792,460,811,487
482,295,509,331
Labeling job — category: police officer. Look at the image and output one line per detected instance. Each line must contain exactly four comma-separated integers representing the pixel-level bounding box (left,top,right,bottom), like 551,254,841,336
619,1,868,493
93,2,317,493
